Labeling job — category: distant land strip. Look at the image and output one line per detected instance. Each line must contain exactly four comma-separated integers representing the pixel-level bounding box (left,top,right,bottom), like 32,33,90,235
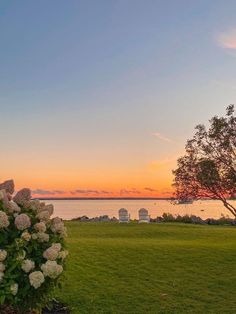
33,197,233,201
35,197,172,201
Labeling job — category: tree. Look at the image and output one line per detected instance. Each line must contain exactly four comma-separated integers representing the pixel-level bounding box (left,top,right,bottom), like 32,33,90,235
173,105,236,218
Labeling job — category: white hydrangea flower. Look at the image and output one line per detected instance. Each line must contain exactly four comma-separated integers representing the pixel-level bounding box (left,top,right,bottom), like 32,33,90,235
51,217,62,225
0,189,10,208
21,259,35,273
10,283,18,295
0,272,4,282
51,243,61,252
0,190,5,200
6,192,12,201
41,260,63,279
0,263,5,272
13,188,31,206
0,250,7,262
37,210,50,222
30,199,41,212
37,232,49,243
51,217,67,236
34,222,46,233
7,201,21,214
44,204,54,216
31,233,38,240
37,202,50,213
15,213,31,230
21,230,31,241
0,180,14,194
22,200,32,209
58,250,69,260
39,202,46,210
29,271,45,289
43,247,59,261
0,211,9,229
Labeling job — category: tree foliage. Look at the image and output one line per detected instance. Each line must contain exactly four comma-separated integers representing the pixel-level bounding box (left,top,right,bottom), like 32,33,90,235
173,105,236,217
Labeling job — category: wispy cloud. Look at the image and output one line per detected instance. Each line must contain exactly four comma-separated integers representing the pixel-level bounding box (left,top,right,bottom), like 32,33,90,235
73,189,99,194
32,189,65,195
152,132,172,143
70,189,111,195
144,187,158,192
120,188,141,196
218,28,236,49
53,190,65,194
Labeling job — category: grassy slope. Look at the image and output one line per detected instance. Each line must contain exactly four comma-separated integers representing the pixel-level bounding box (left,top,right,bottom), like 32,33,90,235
56,222,236,314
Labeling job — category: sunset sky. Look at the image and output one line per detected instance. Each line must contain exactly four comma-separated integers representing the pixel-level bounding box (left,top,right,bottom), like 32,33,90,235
1,1,236,197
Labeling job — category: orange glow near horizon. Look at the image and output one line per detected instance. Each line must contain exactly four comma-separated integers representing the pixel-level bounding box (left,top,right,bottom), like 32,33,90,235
0,156,177,198
0,127,182,198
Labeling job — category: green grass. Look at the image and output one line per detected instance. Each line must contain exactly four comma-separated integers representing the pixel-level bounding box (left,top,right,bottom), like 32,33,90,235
56,222,236,314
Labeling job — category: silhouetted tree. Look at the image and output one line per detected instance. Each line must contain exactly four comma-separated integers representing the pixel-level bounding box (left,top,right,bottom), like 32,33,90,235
173,105,236,218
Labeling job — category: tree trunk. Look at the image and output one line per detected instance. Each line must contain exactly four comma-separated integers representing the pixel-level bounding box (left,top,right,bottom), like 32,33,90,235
223,200,236,218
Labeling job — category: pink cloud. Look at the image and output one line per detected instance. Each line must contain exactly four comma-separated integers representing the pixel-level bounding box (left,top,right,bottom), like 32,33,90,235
32,189,65,196
218,29,236,49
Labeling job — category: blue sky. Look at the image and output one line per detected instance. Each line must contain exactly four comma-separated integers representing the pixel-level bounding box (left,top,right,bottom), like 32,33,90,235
1,0,236,195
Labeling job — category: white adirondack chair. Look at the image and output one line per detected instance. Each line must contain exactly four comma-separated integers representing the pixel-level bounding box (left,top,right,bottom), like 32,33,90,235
118,208,130,223
138,208,150,223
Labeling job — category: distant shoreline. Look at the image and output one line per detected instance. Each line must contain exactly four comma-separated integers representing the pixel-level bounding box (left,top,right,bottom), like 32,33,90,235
35,197,233,201
37,197,171,201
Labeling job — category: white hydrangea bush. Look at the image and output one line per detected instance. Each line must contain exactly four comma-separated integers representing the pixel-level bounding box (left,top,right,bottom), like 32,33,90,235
0,180,68,312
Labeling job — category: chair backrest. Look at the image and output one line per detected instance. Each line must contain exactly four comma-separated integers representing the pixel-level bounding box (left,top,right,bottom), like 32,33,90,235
118,208,130,222
138,208,150,222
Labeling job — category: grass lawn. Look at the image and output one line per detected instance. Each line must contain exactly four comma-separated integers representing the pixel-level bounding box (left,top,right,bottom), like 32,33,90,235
56,222,236,314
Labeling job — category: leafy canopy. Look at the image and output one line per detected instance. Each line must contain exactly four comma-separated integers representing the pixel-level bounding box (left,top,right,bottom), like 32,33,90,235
173,105,236,217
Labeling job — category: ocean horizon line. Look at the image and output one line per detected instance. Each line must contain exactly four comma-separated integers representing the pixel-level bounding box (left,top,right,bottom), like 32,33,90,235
36,197,172,201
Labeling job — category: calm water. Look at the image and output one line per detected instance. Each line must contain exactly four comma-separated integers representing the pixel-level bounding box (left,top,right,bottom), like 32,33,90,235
44,199,236,220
